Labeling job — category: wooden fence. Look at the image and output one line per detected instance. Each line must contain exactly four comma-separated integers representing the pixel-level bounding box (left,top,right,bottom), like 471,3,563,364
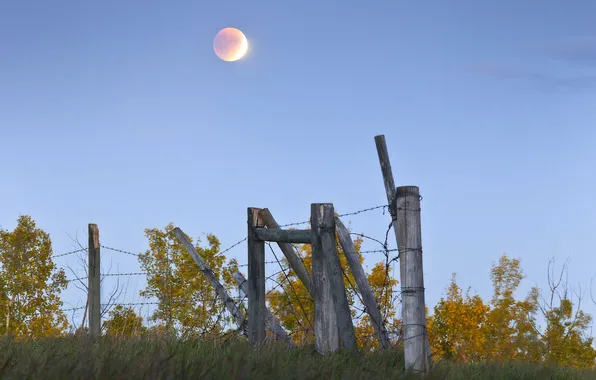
85,134,431,374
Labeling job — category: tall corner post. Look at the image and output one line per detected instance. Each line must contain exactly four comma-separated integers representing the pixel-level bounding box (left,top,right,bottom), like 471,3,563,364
247,208,266,346
396,186,430,373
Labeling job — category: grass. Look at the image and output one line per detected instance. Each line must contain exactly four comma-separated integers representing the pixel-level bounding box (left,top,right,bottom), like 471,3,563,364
0,336,595,379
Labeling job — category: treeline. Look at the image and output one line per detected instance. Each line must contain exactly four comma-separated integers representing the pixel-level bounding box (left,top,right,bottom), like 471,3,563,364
0,215,594,369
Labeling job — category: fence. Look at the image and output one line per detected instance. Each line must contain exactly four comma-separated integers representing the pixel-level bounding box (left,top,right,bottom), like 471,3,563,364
50,134,431,374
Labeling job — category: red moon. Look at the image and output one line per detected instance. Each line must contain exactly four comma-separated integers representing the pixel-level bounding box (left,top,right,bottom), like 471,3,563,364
213,28,248,62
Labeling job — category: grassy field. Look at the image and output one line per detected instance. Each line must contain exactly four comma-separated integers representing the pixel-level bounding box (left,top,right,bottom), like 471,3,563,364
0,336,594,379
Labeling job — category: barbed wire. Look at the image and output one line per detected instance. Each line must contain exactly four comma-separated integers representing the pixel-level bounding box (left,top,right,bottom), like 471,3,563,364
217,237,248,256
275,203,390,229
62,306,86,312
101,272,146,278
53,248,87,258
100,245,139,257
66,276,88,283
100,302,160,307
337,204,389,218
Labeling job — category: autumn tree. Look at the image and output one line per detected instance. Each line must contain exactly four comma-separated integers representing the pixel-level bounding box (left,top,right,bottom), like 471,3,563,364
428,254,596,369
428,256,541,363
482,255,540,362
138,224,239,339
354,261,400,351
102,305,147,337
427,273,490,362
0,215,69,339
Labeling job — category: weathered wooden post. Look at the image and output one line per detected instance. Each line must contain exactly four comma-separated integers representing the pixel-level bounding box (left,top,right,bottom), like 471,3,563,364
375,135,431,373
396,186,429,372
233,271,295,347
311,203,358,354
247,208,266,346
88,223,101,339
173,227,247,335
335,217,391,349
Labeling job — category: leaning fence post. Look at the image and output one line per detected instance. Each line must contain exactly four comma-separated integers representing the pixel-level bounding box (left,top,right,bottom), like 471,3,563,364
247,208,267,346
335,216,391,349
173,227,247,336
396,186,430,373
88,224,101,339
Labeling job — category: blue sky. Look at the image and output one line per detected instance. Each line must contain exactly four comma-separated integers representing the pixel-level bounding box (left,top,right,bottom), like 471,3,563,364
1,0,595,332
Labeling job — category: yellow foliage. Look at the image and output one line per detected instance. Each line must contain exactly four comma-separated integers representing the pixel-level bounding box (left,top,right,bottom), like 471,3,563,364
103,305,147,338
428,273,490,362
138,223,239,339
0,215,69,339
428,255,596,369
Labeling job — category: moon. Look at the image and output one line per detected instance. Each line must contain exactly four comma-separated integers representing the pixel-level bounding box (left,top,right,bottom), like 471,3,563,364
213,28,248,62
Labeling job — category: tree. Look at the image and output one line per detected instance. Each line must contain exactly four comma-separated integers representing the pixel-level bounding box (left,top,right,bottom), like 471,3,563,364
428,254,596,369
482,255,540,363
428,256,540,363
266,224,399,349
354,261,400,350
0,215,69,339
103,305,147,337
537,258,596,369
427,273,489,362
138,224,239,339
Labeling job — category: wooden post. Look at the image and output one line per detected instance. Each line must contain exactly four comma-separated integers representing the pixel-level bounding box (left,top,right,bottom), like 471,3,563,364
311,203,358,354
88,224,101,339
173,227,247,335
247,208,266,346
396,186,430,373
335,216,391,349
233,271,295,347
374,135,403,287
310,204,339,354
258,209,312,295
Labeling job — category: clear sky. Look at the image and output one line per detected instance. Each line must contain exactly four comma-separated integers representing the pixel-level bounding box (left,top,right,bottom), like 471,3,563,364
1,1,595,332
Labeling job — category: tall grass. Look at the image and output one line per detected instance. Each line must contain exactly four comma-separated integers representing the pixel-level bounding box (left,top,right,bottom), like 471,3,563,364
0,335,594,379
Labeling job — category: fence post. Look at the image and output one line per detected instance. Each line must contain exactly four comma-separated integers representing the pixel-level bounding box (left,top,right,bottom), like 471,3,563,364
248,208,266,346
88,223,101,339
310,204,339,354
374,135,404,290
314,204,358,354
396,186,430,373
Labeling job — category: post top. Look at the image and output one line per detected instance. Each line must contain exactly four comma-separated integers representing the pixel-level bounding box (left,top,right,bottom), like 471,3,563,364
396,186,421,198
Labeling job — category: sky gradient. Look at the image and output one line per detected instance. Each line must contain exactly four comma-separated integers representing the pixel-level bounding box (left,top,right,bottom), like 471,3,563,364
1,1,595,332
